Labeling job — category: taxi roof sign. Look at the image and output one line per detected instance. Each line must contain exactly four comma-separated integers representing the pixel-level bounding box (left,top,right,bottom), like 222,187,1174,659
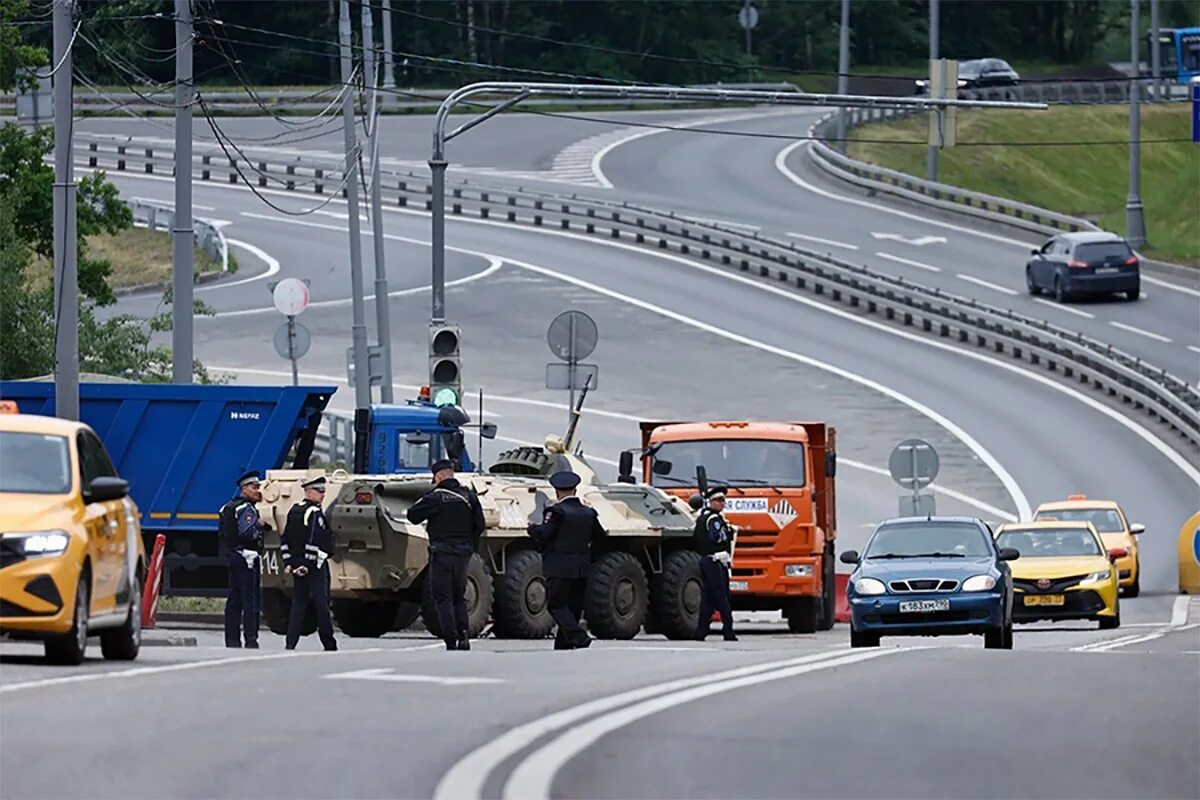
0,400,18,414
1067,494,1088,501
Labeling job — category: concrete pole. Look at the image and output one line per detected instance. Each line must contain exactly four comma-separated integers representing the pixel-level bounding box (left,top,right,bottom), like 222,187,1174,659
339,0,372,408
362,0,394,403
1150,0,1160,101
1126,0,1147,248
52,0,78,420
172,0,194,383
381,0,396,89
926,0,939,182
836,0,850,154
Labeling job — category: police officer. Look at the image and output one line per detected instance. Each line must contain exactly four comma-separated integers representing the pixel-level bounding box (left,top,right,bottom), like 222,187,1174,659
282,476,337,651
219,470,268,648
526,471,607,650
406,459,485,651
693,487,738,642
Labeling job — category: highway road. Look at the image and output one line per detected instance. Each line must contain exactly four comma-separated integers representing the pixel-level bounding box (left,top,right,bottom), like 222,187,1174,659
5,105,1196,799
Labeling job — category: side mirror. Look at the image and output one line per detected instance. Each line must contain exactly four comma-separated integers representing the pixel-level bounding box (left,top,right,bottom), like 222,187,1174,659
86,476,128,503
1129,523,1144,535
1030,248,1040,255
997,547,1021,561
824,450,837,478
1108,547,1128,561
839,550,860,565
651,460,673,475
479,423,498,440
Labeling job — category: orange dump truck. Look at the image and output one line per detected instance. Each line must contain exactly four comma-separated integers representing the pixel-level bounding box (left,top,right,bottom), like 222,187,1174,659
638,420,838,632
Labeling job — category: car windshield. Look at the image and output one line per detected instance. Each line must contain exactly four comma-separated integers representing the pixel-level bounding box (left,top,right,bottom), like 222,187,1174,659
0,431,72,494
649,438,806,488
864,522,992,559
1036,508,1125,533
997,528,1102,557
1075,242,1132,261
958,60,983,77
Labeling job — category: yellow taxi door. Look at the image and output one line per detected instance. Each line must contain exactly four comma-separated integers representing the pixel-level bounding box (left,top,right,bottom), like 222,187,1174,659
75,430,122,616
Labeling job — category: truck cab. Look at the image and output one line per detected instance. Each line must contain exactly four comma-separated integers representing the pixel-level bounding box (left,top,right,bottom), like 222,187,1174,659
354,396,495,474
638,420,838,633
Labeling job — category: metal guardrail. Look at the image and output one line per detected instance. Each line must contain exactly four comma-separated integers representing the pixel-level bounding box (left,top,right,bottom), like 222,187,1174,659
125,197,230,272
78,134,1200,453
312,411,355,466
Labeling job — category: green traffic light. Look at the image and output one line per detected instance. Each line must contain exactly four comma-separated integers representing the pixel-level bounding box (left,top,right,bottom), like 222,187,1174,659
433,387,458,407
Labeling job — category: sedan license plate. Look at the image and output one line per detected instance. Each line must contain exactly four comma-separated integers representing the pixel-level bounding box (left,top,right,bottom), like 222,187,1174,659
1024,594,1065,606
899,599,950,613
1096,267,1119,274
729,580,749,591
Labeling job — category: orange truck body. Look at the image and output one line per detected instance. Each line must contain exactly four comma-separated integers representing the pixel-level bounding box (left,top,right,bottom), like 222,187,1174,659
638,420,838,632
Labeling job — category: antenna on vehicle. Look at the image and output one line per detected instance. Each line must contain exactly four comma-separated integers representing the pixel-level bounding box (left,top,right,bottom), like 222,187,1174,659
562,372,593,453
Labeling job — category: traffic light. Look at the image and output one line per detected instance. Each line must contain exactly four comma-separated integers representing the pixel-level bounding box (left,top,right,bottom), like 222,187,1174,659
428,322,462,407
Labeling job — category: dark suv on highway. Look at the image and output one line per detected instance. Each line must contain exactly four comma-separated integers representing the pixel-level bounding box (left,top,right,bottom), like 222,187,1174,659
914,58,1021,97
1025,231,1141,303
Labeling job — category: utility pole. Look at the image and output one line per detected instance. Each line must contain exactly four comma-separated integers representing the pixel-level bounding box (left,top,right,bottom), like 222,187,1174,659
1150,0,1160,102
381,0,396,90
52,0,78,420
362,0,394,402
172,0,194,384
339,0,371,408
1126,0,1147,249
836,0,850,154
926,0,939,182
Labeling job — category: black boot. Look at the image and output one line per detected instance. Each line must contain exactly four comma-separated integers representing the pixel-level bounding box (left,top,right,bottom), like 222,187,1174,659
456,630,470,651
444,638,459,651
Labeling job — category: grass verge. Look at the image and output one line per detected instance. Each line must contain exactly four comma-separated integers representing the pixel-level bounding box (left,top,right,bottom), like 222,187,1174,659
30,225,222,291
846,103,1199,266
158,596,224,614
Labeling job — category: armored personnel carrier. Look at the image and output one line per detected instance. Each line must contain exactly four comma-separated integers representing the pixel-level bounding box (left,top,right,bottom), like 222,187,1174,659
257,391,708,641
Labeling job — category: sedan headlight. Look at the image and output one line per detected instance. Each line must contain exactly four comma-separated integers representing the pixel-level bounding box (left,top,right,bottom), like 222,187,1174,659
961,574,996,592
854,577,886,596
4,530,71,558
1080,569,1112,585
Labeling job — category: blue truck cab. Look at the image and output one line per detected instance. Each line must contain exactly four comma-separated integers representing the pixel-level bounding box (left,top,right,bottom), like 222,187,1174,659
353,400,495,475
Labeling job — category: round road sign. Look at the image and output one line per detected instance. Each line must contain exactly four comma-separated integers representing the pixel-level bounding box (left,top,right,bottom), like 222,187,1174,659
888,438,940,490
547,310,598,362
272,278,310,316
738,3,759,30
273,321,311,360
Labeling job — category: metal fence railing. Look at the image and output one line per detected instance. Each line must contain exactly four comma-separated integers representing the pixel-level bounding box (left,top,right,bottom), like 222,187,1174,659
125,197,229,272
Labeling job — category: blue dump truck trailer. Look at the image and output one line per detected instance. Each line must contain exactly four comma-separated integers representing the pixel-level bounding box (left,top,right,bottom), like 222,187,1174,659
0,381,493,596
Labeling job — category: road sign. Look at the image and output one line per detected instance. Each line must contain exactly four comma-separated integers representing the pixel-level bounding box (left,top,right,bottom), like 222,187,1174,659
888,438,940,490
547,310,598,362
900,493,936,517
546,362,598,391
346,345,384,387
273,321,310,360
272,277,310,316
738,2,759,30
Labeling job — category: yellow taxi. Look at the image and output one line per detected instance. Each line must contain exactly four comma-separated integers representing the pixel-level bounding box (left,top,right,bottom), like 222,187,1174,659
0,406,146,664
995,520,1122,629
1033,495,1143,596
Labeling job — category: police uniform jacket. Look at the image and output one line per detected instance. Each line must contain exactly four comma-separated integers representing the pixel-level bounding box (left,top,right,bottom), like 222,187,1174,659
219,495,265,553
281,499,333,571
406,478,485,554
693,508,733,557
527,496,607,579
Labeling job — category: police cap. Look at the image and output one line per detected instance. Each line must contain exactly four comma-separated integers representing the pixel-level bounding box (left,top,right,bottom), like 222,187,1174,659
237,470,261,487
302,476,327,491
549,471,581,490
430,459,454,474
704,486,726,501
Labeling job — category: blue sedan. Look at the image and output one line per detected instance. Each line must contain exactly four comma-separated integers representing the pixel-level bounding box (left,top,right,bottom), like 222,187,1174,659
841,516,1019,649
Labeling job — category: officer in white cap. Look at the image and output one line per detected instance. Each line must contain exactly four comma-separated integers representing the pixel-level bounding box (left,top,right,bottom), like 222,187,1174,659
282,475,337,651
218,469,268,648
693,486,737,641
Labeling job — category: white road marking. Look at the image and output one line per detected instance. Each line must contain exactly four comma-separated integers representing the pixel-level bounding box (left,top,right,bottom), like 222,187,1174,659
323,668,503,686
871,232,946,246
1109,321,1172,343
875,252,942,272
203,238,280,291
1171,595,1190,627
1186,345,1200,356
1071,622,1200,653
1032,298,1096,319
771,140,1200,299
432,649,884,800
786,232,859,250
957,274,1018,296
0,645,444,695
498,650,899,800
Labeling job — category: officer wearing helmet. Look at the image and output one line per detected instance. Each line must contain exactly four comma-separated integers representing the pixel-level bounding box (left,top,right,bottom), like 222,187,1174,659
282,475,337,651
693,486,737,642
219,470,269,648
526,470,607,649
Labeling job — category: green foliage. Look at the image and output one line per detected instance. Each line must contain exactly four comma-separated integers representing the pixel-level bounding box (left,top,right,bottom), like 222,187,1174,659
0,0,47,93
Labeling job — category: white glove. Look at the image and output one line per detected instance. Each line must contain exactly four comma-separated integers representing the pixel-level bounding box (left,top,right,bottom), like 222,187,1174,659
241,550,259,569
316,550,328,569
713,551,731,566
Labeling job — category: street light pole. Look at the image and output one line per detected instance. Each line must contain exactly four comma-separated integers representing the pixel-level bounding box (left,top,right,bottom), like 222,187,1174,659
52,0,78,420
1126,0,1148,249
339,0,371,408
926,0,939,182
362,0,394,402
835,0,850,154
172,0,194,384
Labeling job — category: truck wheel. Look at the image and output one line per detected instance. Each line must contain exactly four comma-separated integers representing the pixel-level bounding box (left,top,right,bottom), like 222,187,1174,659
786,597,819,634
585,552,649,640
420,553,494,639
333,600,399,638
46,572,90,665
262,588,316,636
101,572,142,661
649,550,702,640
492,548,555,639
391,600,421,632
818,553,836,631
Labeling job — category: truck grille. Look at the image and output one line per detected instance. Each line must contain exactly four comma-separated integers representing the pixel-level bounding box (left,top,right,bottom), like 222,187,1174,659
888,578,958,593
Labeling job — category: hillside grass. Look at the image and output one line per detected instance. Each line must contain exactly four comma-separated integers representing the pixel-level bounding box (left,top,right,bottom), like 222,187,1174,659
29,226,223,292
846,103,1199,266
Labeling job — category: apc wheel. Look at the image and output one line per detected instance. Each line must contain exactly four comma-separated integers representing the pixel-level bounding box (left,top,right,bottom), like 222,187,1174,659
262,588,316,636
1026,268,1041,295
333,600,399,638
849,628,879,648
649,549,702,640
391,600,421,632
1123,561,1140,598
46,572,89,665
984,623,1013,649
492,548,555,639
818,553,836,631
101,572,142,661
420,553,494,639
584,552,648,639
787,597,819,634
